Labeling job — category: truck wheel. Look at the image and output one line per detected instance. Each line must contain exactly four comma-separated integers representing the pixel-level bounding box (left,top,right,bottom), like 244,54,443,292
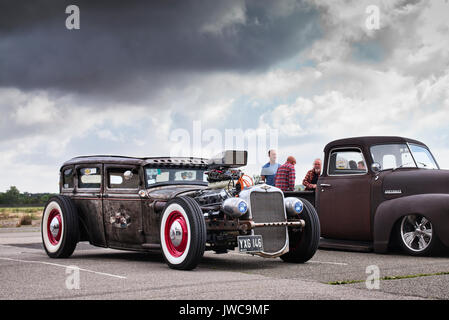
398,214,442,256
280,198,320,263
160,196,206,270
41,196,79,258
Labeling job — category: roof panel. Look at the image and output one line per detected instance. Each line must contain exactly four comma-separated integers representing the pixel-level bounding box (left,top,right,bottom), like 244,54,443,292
61,155,209,168
324,136,427,152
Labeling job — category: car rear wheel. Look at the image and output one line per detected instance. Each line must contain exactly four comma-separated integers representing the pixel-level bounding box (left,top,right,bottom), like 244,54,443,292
280,198,320,263
160,196,206,270
41,196,79,258
398,214,441,256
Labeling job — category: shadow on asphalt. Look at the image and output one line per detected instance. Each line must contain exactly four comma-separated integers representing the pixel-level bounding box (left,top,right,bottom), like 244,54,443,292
5,242,278,270
71,250,281,271
199,256,282,271
318,246,449,258
72,251,166,263
7,241,449,271
5,242,95,251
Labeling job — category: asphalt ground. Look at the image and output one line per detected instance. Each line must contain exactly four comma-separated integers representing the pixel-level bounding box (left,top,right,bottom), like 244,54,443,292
1,228,449,300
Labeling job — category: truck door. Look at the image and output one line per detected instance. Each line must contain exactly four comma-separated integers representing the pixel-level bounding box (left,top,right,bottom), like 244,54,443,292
316,148,372,241
103,165,144,247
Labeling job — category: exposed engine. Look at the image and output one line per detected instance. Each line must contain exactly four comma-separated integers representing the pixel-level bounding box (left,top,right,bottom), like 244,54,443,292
205,168,242,183
194,188,229,207
205,168,245,195
193,150,251,218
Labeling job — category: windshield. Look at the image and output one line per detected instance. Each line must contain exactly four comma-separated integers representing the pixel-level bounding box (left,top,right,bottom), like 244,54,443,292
370,144,438,171
409,144,439,169
145,167,208,187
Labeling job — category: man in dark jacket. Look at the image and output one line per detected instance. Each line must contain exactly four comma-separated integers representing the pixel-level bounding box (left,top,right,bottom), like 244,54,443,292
303,159,321,191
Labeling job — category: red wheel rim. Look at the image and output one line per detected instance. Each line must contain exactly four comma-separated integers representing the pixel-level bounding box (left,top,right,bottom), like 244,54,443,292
47,209,62,245
164,210,188,257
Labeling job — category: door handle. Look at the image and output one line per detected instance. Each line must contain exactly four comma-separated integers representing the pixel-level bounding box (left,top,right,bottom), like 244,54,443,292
320,184,332,188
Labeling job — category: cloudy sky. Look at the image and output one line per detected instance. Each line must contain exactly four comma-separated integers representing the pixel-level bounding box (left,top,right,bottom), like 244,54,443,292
1,0,448,193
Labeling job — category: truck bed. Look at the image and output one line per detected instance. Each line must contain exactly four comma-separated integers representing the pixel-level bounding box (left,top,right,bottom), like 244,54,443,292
283,190,315,207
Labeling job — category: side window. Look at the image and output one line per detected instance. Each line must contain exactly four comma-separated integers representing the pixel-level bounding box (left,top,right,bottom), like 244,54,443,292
328,149,367,175
108,168,139,189
78,167,101,189
62,167,74,189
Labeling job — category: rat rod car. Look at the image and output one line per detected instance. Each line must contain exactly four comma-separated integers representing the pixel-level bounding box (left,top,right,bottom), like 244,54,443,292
286,136,449,256
42,150,320,270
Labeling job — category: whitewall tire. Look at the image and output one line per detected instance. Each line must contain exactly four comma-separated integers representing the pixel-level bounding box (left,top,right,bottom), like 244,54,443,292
160,197,206,270
41,196,79,258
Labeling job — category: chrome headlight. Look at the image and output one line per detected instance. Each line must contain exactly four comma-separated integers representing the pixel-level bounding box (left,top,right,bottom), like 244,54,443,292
221,198,248,218
284,197,304,217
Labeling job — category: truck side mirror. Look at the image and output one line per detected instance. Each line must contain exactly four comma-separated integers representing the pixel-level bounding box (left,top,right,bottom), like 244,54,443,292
371,162,381,173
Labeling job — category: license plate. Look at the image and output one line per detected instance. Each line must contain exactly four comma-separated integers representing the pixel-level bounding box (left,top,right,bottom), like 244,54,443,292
237,235,263,253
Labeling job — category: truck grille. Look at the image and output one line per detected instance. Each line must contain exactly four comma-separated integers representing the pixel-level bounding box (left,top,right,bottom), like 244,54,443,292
250,191,287,254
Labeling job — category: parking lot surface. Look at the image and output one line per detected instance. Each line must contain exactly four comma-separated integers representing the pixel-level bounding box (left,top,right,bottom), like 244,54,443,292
1,229,448,300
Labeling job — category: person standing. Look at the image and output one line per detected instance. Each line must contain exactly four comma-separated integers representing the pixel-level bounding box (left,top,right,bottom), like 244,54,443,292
274,156,296,191
260,149,280,186
303,158,322,191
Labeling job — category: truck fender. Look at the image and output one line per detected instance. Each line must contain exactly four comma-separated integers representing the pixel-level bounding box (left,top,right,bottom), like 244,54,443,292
373,194,449,252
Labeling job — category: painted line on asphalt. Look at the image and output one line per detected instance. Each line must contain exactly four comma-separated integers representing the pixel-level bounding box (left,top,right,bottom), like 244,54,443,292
222,251,348,265
0,257,127,279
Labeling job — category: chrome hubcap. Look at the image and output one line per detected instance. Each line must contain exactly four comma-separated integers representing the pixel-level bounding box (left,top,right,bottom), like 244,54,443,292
49,217,60,238
169,221,183,247
401,215,432,252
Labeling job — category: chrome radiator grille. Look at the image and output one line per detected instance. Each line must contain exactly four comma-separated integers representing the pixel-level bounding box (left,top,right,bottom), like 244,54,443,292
250,191,287,254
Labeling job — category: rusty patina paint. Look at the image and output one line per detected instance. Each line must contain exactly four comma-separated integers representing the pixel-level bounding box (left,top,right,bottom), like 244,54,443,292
59,156,210,250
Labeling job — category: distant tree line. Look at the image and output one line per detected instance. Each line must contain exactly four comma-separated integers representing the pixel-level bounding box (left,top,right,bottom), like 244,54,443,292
0,186,56,206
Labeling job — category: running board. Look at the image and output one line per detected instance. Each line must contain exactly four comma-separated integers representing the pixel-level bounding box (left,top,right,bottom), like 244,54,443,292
319,238,373,252
141,243,161,250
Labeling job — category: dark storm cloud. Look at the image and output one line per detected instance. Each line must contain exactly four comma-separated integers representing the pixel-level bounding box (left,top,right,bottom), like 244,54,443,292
0,0,321,97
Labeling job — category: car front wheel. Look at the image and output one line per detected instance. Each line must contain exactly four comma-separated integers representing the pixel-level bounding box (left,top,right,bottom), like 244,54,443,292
398,214,441,256
160,196,206,270
280,198,320,263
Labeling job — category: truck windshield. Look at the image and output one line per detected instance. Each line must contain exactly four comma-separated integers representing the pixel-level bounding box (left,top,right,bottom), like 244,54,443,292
145,167,207,186
408,144,439,169
371,144,438,171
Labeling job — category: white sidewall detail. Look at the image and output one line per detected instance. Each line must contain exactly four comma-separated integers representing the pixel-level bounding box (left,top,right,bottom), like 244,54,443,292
42,201,64,253
160,203,191,265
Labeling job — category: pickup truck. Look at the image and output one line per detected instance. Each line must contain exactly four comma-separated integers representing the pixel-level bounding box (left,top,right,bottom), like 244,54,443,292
286,136,449,256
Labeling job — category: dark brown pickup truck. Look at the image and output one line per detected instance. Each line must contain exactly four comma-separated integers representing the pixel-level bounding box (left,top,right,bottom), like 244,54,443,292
286,136,449,256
